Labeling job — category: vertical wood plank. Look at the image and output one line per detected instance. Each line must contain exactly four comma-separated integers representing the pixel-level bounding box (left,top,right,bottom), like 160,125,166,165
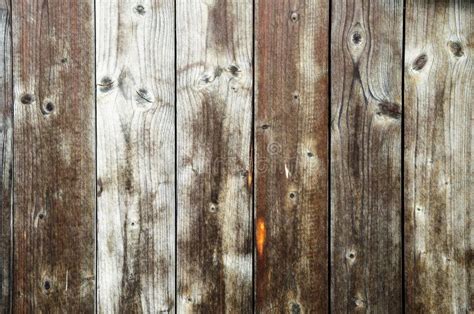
404,1,473,312
96,0,175,312
330,0,403,312
176,0,253,311
12,0,95,312
0,0,11,310
255,1,329,311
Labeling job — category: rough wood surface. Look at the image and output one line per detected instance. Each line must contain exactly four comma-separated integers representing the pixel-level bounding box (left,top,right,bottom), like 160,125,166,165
330,0,403,312
96,0,175,312
0,0,11,311
404,0,473,312
12,1,95,311
176,0,253,311
255,1,329,312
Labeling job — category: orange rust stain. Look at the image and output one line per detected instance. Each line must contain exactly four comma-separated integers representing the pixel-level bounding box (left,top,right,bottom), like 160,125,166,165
256,218,266,257
247,171,253,191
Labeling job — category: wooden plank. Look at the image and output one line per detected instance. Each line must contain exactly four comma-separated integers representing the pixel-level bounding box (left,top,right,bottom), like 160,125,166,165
12,1,95,311
404,0,473,312
96,0,175,312
255,1,329,311
330,0,403,312
0,0,11,311
176,0,253,311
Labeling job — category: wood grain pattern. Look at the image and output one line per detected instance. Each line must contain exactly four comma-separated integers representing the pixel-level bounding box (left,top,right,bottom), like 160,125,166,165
330,0,403,312
0,0,11,311
96,0,175,312
255,1,329,311
404,0,473,312
176,0,253,311
12,0,95,311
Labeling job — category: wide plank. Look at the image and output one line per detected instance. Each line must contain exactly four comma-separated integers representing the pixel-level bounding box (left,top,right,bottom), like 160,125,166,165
330,0,403,312
255,1,329,311
0,0,11,311
96,0,175,312
12,0,95,311
404,0,473,312
176,0,253,311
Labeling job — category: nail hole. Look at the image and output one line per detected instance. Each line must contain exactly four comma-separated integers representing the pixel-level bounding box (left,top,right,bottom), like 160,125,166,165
290,12,299,22
21,93,34,105
289,192,296,199
261,124,270,130
134,4,146,15
61,58,68,64
349,253,355,259
209,203,218,212
228,65,240,76
307,152,314,157
412,54,428,71
42,101,54,115
44,281,51,290
39,213,44,219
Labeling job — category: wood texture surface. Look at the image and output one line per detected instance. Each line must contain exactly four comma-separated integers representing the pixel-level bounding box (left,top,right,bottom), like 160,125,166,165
404,0,473,312
330,0,403,312
255,1,329,312
0,0,11,311
96,0,175,312
12,0,95,311
176,0,253,311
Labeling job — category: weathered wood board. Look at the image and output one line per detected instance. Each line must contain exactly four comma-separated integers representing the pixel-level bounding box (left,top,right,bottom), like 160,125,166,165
330,0,403,312
12,0,95,311
176,0,253,311
404,0,473,312
255,0,329,312
96,0,175,312
0,0,11,311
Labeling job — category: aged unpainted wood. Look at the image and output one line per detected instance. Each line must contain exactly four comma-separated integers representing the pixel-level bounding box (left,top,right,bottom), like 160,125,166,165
330,0,403,312
177,0,253,311
404,0,473,312
255,1,329,311
0,0,11,311
12,1,95,311
96,0,175,312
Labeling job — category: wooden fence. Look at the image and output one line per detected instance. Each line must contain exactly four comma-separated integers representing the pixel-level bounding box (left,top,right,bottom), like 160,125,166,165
0,0,472,312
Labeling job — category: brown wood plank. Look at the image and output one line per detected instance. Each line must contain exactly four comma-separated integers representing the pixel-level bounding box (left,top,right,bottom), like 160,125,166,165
404,0,473,312
330,0,403,312
96,1,175,312
176,0,253,312
12,1,95,311
0,0,11,311
255,1,329,311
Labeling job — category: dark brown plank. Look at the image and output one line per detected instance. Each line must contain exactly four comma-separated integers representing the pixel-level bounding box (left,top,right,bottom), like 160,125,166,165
12,1,95,311
330,0,403,312
96,1,175,312
0,0,11,311
176,0,253,312
404,0,473,312
255,1,329,311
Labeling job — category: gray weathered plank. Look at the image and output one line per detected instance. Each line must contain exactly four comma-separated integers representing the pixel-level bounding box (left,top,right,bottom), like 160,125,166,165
176,0,253,311
404,0,473,312
96,0,175,312
0,0,11,311
255,0,329,311
330,0,403,312
12,0,95,311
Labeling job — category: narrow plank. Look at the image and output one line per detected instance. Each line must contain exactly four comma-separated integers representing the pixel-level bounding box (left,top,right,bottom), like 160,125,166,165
12,1,95,311
96,0,175,312
255,1,329,311
330,0,403,312
177,0,253,311
404,0,473,312
0,0,11,310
